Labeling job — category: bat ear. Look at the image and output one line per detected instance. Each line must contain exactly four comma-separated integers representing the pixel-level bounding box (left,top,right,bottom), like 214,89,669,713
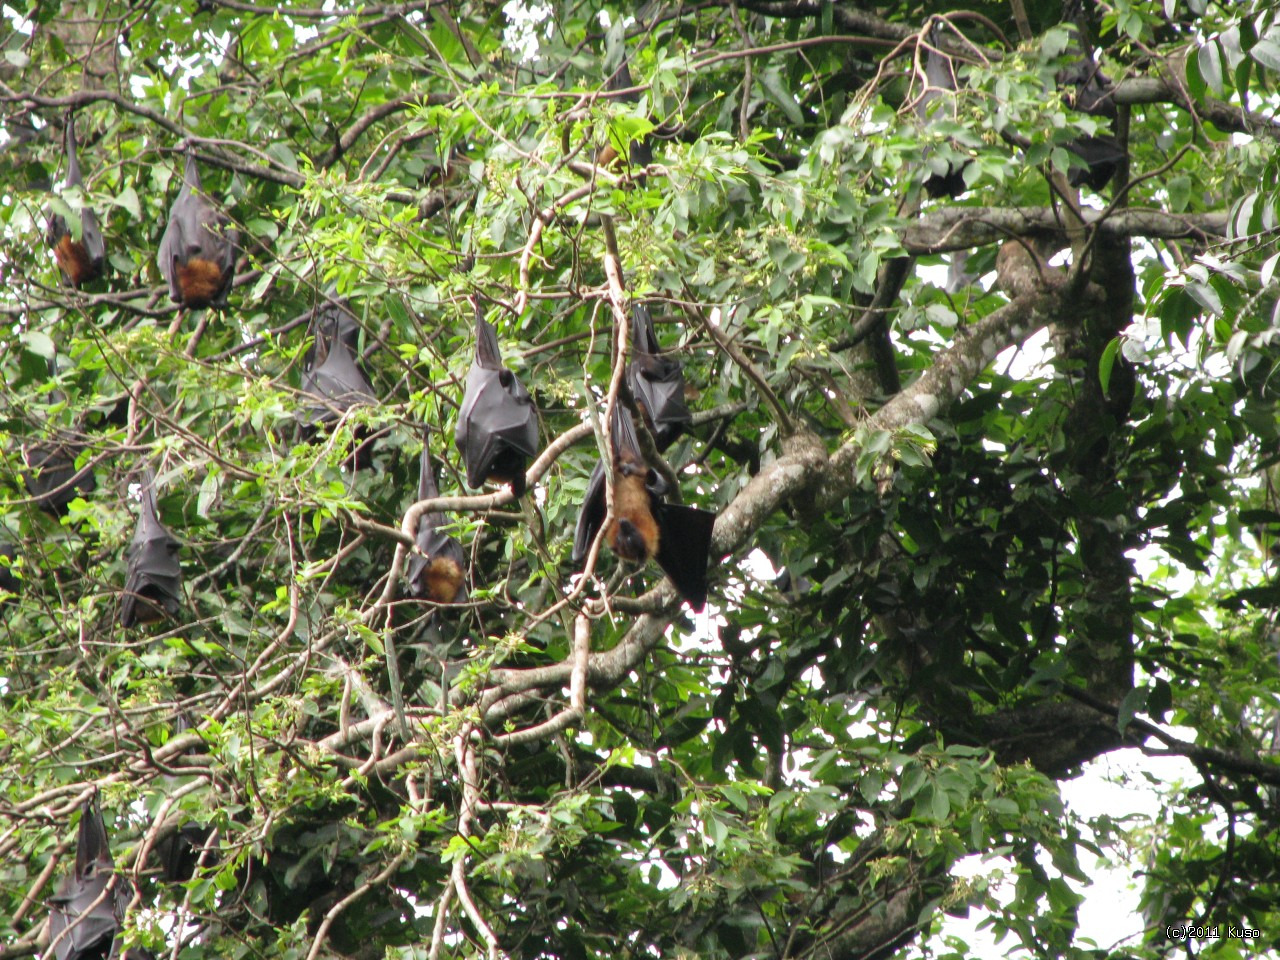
183,152,202,190
76,790,109,874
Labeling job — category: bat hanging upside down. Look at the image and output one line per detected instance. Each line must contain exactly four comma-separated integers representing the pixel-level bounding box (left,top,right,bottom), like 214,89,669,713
572,403,715,611
158,153,239,309
46,119,106,288
406,437,467,604
119,470,183,628
455,301,540,496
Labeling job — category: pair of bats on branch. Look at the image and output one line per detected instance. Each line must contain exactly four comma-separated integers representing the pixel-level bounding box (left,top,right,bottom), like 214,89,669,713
915,22,1122,198
47,790,207,960
414,301,715,611
571,304,715,612
47,122,237,307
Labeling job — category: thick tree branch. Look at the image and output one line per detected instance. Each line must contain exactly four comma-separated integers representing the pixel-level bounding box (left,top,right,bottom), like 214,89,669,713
902,207,1227,254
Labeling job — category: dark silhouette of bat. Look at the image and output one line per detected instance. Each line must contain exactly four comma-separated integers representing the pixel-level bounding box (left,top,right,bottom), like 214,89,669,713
572,403,716,611
1057,56,1124,190
0,542,18,601
153,716,211,883
915,28,969,200
300,300,376,427
158,153,238,309
455,304,539,496
47,794,130,960
20,358,98,515
21,435,97,515
626,303,691,451
405,439,467,604
46,121,105,288
597,57,653,175
119,471,183,628
155,824,209,882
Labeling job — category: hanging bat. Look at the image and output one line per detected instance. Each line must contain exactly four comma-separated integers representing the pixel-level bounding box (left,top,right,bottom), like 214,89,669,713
571,403,715,611
21,358,98,515
119,471,183,628
914,27,969,200
153,713,212,883
21,436,97,515
158,153,238,309
597,57,653,175
300,300,376,427
46,121,105,288
1057,57,1124,190
455,304,539,497
626,303,691,452
405,439,467,604
47,794,129,960
0,542,18,601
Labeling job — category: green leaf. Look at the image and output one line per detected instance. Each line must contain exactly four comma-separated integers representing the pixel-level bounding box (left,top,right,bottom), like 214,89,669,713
1117,686,1147,734
1197,40,1226,96
1250,38,1280,71
1098,338,1120,394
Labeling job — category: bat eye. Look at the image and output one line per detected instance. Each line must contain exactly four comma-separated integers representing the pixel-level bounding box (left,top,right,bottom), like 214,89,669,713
498,370,515,388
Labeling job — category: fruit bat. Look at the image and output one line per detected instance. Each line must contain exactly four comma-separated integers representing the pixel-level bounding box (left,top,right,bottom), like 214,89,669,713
598,57,653,174
20,357,98,515
1057,55,1123,190
47,794,130,960
46,121,106,288
571,403,716,611
21,436,97,515
119,471,183,628
0,542,18,601
455,305,539,497
153,714,211,882
158,154,238,309
405,440,467,604
300,300,376,427
914,29,969,200
626,303,691,452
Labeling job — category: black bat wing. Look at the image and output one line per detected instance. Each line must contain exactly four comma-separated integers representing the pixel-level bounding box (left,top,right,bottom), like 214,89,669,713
156,823,212,883
0,542,18,600
604,58,653,171
120,479,183,628
301,339,376,426
571,460,608,567
455,367,538,493
655,502,716,612
1057,58,1122,190
628,305,691,450
1065,136,1124,189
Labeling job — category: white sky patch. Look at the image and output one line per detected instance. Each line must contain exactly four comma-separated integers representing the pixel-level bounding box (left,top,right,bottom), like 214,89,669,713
502,0,553,63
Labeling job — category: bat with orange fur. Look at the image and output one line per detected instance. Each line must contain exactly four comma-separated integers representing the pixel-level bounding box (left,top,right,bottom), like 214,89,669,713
158,153,238,309
572,403,715,611
46,121,106,287
406,439,467,604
